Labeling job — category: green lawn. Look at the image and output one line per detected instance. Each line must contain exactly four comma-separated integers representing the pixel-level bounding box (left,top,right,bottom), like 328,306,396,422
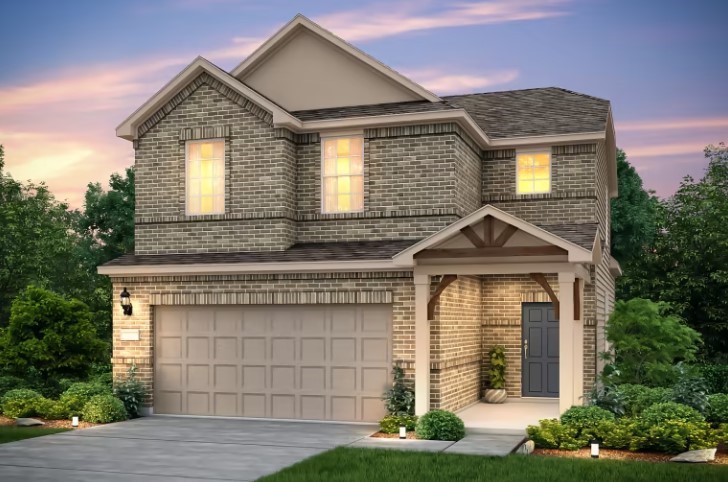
0,426,70,444
257,447,728,482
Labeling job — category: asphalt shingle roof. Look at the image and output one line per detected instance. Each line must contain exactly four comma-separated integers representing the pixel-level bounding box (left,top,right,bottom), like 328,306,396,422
291,101,455,121
536,223,599,250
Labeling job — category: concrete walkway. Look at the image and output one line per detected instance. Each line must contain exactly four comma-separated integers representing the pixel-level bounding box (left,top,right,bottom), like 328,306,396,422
0,416,375,481
351,431,525,456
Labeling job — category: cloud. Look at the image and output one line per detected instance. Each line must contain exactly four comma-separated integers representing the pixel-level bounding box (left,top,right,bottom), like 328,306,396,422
625,142,709,158
405,68,519,94
314,0,570,42
618,117,728,132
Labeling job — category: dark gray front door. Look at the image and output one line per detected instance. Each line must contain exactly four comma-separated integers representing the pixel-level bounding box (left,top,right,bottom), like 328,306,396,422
522,302,559,397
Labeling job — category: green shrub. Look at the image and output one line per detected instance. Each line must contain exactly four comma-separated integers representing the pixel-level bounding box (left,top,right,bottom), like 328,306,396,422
0,389,42,417
81,394,128,423
113,364,146,418
527,419,584,450
382,362,414,416
618,384,673,416
488,345,507,389
379,415,418,434
0,376,29,399
671,363,709,413
560,406,615,438
586,383,625,417
640,402,705,425
34,397,70,420
93,372,113,389
707,394,728,425
598,418,642,450
415,410,465,441
641,420,717,453
697,364,728,394
60,382,112,415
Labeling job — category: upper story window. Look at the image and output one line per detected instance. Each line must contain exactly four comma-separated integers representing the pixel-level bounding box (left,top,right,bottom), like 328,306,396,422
321,136,364,213
516,150,551,194
186,139,225,215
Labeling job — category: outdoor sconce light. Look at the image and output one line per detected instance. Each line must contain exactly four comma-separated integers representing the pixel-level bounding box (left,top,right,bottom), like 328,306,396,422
120,287,133,316
399,425,406,439
590,439,600,458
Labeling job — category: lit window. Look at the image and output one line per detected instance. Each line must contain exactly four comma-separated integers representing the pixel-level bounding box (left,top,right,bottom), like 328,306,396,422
186,140,225,215
322,136,364,213
517,150,551,194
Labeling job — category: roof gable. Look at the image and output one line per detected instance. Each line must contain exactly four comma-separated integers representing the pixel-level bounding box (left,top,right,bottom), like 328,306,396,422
231,15,440,111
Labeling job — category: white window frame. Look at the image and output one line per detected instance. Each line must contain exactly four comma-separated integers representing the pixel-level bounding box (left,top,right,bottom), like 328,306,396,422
515,148,552,195
185,138,226,216
320,135,365,214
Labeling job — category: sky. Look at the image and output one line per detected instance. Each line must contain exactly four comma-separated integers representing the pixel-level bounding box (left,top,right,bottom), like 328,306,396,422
0,0,726,208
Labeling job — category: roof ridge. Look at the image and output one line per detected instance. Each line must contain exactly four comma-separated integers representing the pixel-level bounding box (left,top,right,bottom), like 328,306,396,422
443,86,609,103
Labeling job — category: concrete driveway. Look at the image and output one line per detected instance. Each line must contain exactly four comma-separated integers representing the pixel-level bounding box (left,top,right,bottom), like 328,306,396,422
0,416,376,481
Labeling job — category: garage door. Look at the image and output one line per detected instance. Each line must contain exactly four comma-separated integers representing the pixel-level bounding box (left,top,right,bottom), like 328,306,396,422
154,304,392,422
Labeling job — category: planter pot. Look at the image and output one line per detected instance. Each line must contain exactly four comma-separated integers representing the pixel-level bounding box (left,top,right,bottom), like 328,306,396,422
483,388,507,404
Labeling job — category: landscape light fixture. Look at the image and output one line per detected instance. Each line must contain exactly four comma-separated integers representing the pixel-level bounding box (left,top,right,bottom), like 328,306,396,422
399,425,406,439
120,287,133,316
590,439,600,458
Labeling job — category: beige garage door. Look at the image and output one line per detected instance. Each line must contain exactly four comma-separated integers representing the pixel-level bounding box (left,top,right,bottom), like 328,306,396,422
154,304,392,422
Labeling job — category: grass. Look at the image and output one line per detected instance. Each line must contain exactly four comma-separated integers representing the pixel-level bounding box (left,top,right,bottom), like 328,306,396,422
0,426,70,444
257,447,728,482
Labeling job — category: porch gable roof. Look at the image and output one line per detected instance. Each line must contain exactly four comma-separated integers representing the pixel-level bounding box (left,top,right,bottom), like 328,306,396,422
392,205,597,265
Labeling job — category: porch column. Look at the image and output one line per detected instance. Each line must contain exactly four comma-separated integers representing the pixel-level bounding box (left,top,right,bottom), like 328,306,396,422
558,272,575,413
414,274,430,416
573,277,585,405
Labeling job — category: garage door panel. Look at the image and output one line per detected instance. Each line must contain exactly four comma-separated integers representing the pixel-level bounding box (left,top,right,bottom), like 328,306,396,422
155,304,391,422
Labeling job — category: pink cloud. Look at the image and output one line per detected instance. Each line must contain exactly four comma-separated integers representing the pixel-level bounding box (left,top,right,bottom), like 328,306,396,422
618,117,728,132
314,1,570,42
404,68,519,94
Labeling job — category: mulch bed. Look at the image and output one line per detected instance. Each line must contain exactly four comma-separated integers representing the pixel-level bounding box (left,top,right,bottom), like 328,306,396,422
534,447,728,464
370,431,419,440
0,415,99,430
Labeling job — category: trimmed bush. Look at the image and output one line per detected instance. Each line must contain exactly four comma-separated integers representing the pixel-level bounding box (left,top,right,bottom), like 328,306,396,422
379,415,418,434
618,384,673,416
641,420,717,453
707,393,728,425
415,410,465,441
527,419,583,450
640,402,705,425
81,394,128,423
0,376,29,399
60,382,112,415
1,389,42,417
560,406,615,438
34,397,70,420
599,418,642,450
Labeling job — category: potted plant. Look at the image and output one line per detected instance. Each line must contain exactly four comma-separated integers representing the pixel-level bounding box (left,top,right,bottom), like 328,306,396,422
484,345,507,403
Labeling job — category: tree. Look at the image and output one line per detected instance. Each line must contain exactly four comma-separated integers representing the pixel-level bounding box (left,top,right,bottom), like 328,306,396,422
0,286,107,380
605,298,701,386
610,149,660,265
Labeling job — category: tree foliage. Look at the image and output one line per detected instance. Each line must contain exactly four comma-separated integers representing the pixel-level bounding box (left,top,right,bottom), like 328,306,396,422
0,286,107,380
605,298,701,386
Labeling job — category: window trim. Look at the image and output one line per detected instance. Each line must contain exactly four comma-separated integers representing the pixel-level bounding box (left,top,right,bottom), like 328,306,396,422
185,138,226,216
515,148,552,195
320,134,365,214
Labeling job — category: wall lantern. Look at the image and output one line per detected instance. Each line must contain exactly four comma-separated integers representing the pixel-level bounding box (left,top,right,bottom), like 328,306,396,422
120,287,133,316
590,439,600,459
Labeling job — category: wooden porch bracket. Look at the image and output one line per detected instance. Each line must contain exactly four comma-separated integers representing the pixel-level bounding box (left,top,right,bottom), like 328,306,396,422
460,225,486,248
574,279,581,320
493,225,518,247
483,216,494,246
530,273,560,319
427,274,457,319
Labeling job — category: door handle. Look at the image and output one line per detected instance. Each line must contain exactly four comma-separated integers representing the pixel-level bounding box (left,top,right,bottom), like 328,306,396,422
523,339,528,359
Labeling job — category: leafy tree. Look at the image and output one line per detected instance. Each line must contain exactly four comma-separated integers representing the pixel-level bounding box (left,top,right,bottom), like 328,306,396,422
604,298,701,386
0,286,106,380
610,149,660,265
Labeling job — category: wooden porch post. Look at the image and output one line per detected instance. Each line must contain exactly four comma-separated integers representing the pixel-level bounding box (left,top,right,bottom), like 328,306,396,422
414,274,431,416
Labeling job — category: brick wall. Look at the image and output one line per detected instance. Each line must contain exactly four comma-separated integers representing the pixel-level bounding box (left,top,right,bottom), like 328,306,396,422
431,276,482,411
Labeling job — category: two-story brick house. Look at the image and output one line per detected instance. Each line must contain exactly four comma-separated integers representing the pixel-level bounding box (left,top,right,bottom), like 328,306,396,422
99,15,619,422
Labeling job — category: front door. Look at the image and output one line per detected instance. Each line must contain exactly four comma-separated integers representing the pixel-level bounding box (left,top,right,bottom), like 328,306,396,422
521,302,559,397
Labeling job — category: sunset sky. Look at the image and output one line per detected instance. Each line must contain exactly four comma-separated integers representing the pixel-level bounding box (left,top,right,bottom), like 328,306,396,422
1,0,726,208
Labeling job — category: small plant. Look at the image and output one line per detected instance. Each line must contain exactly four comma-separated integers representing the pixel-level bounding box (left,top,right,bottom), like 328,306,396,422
416,410,465,441
60,382,112,415
82,394,128,423
586,383,625,417
671,363,709,414
114,364,147,418
382,362,414,416
488,345,506,389
560,405,615,439
379,414,418,434
707,393,728,425
0,388,42,418
527,419,583,450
